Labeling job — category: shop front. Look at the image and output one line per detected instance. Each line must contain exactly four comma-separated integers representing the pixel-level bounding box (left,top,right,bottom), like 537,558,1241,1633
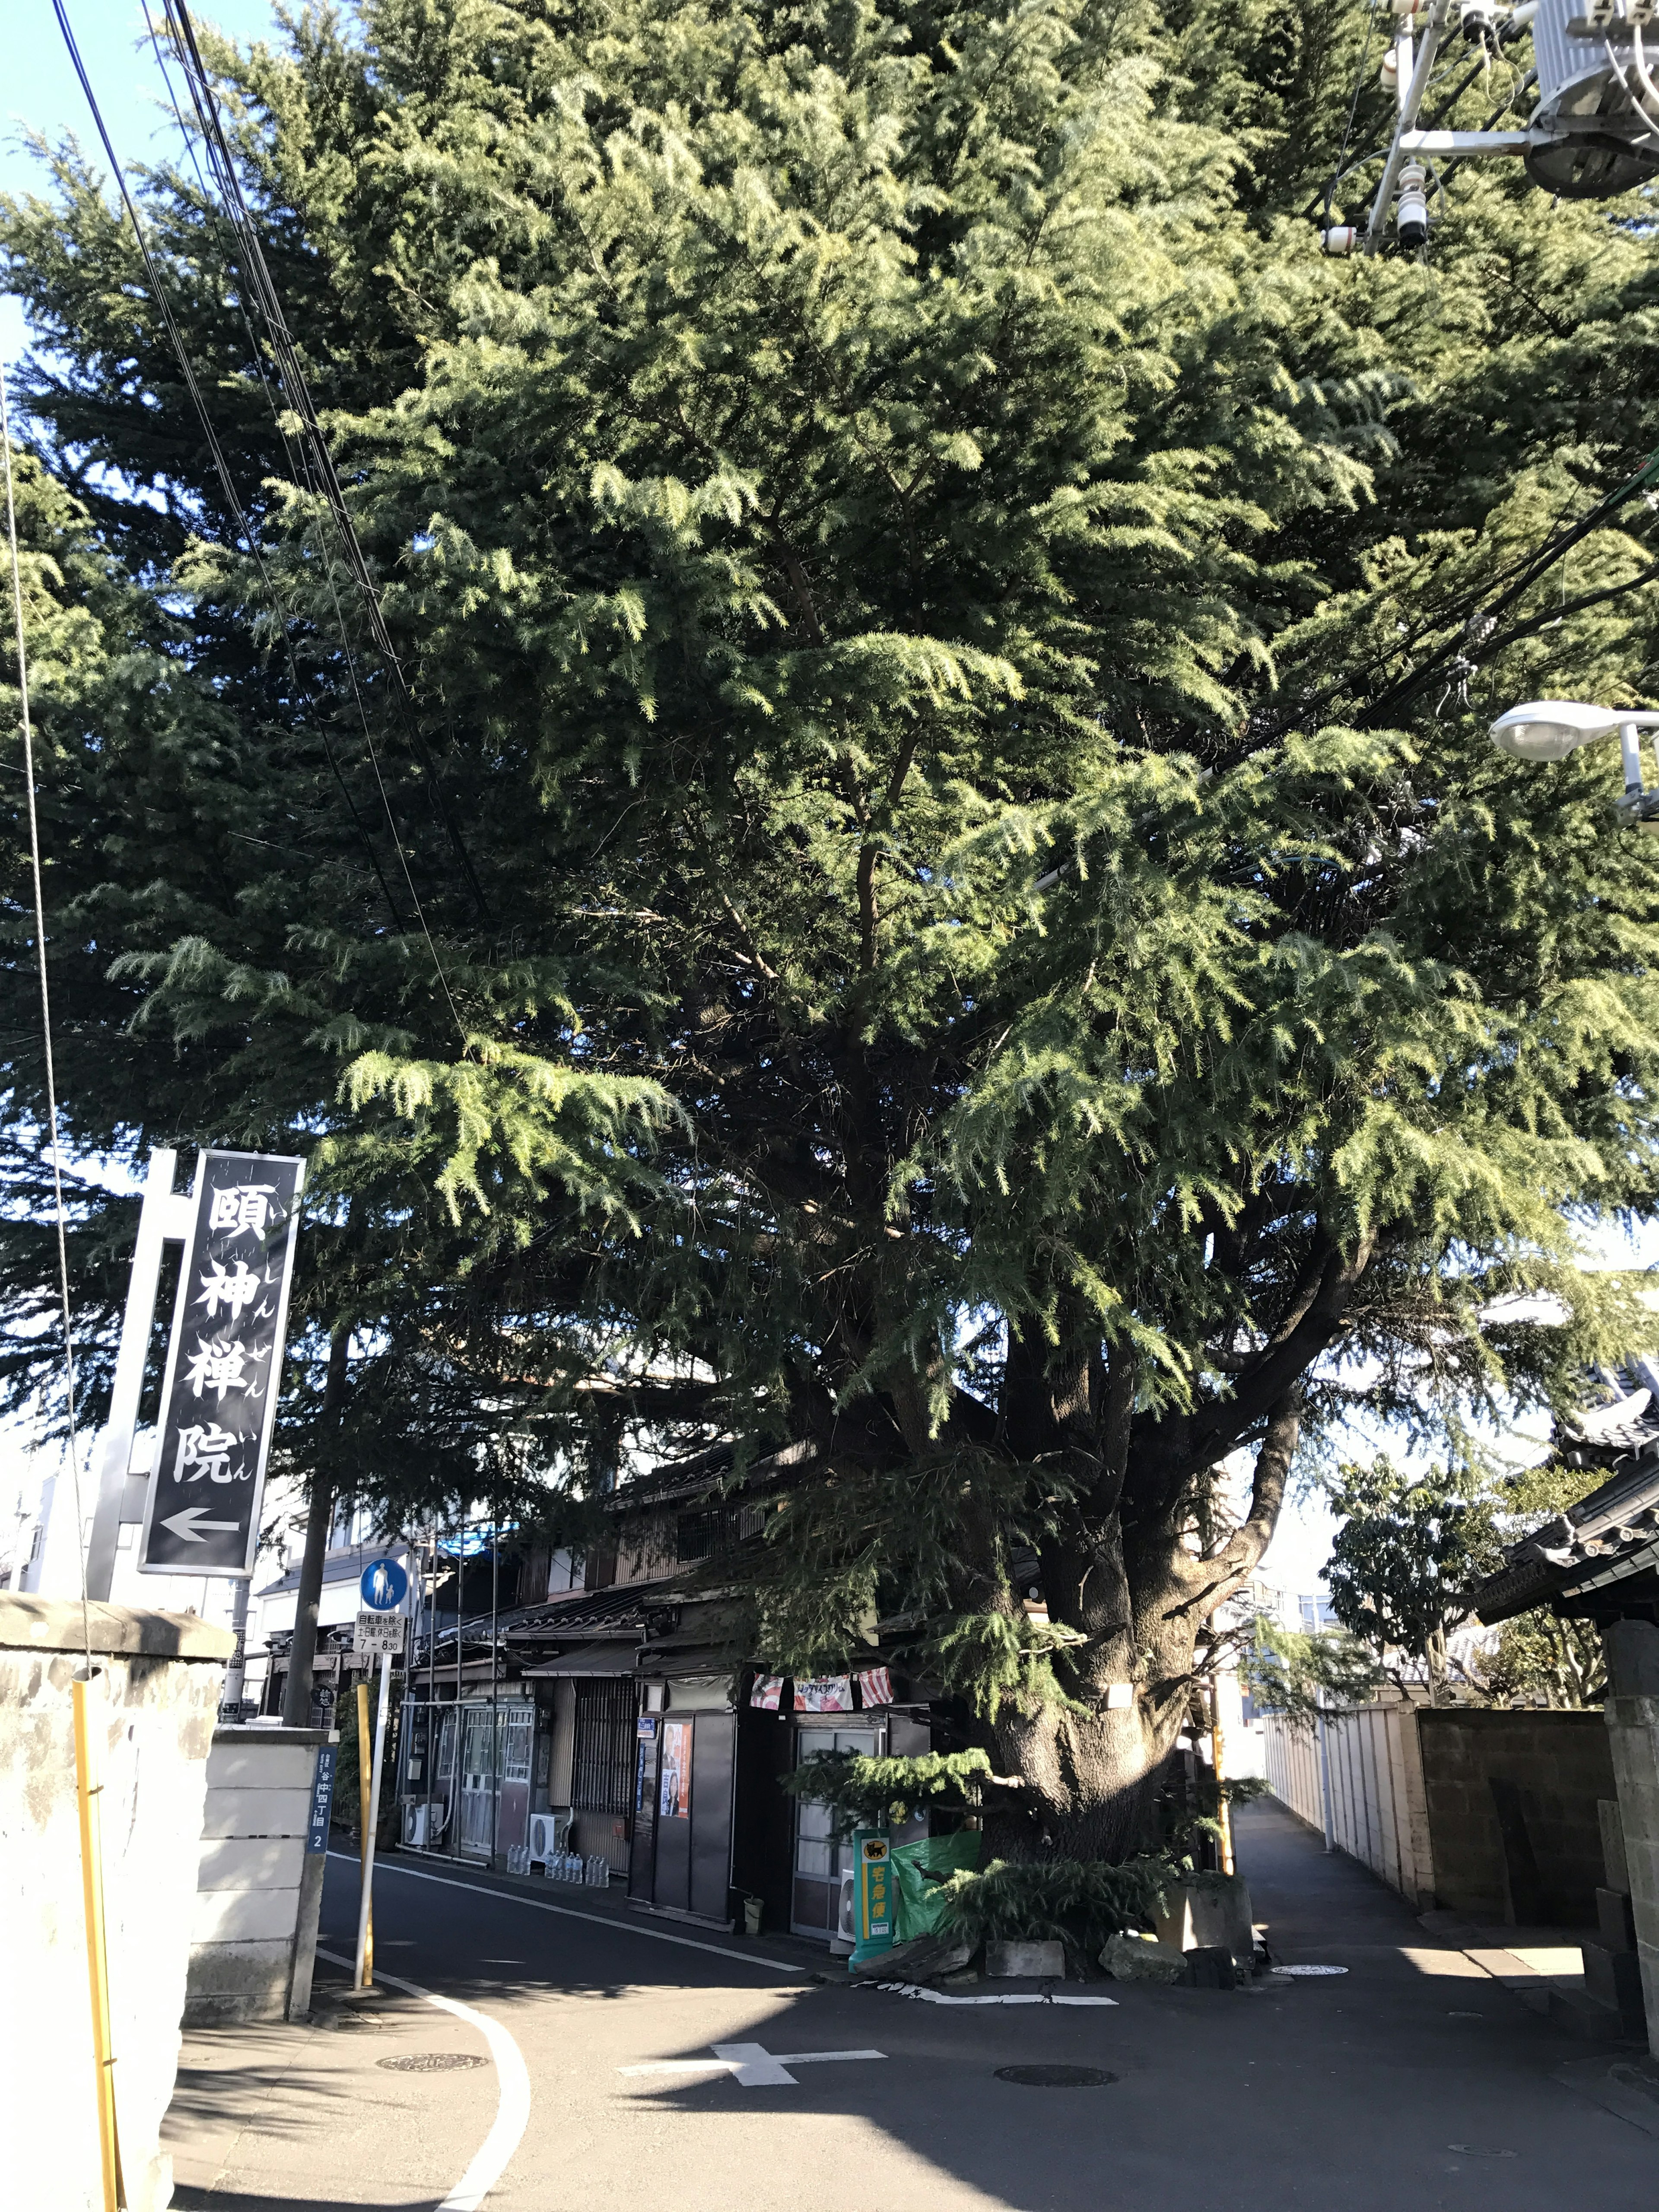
629,1683,737,1924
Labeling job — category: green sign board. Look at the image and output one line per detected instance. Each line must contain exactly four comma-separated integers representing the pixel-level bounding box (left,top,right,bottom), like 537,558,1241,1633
850,1830,895,1966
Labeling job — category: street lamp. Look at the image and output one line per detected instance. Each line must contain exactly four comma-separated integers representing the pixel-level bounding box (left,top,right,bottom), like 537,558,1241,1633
1490,699,1659,828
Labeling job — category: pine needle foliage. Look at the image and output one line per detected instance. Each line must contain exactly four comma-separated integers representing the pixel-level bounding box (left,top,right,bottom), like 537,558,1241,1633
3,0,1659,1847
936,1854,1173,1949
780,1745,997,1829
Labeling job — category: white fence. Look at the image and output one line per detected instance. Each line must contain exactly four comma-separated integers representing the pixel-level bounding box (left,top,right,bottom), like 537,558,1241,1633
1262,1701,1434,1909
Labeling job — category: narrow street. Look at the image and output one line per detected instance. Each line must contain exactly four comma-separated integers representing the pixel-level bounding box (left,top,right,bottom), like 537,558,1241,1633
163,1805,1657,2212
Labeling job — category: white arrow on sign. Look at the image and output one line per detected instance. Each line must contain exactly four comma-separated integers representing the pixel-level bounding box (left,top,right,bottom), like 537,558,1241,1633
620,2041,885,2088
160,1506,243,1544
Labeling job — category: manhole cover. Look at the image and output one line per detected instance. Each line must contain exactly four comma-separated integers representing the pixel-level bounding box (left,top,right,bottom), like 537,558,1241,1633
1271,1964,1348,1978
376,2052,489,2073
995,2064,1116,2088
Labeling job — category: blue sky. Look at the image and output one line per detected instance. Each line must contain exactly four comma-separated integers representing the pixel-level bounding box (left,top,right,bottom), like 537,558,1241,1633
3,0,284,366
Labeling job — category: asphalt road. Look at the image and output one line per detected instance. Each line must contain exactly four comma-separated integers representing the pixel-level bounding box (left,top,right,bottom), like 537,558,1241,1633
170,1804,1659,2212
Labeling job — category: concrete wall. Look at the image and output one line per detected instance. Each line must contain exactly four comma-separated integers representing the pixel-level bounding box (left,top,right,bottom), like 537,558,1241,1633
1603,1621,1659,2057
186,1725,334,2024
1417,1708,1613,1926
0,1590,232,2212
1263,1700,1435,1907
1266,1700,1614,1927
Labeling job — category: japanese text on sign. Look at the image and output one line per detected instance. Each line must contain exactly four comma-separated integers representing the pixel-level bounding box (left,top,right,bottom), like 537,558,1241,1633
139,1150,304,1580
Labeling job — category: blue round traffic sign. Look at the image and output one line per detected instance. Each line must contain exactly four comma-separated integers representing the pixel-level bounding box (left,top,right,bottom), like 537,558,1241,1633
360,1557,409,1611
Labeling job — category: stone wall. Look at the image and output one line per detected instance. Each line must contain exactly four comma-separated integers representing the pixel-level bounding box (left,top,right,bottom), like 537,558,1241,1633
0,1590,232,2212
1417,1707,1615,1926
1602,1620,1659,2058
186,1725,335,2024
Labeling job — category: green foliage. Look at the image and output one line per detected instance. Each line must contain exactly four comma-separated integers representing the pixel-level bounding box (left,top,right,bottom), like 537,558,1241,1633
928,1612,1091,1723
1326,1450,1610,1700
1326,1456,1497,1682
1483,1613,1605,1709
937,1855,1173,1950
780,1747,996,1830
1245,1617,1386,1729
4,0,1659,1843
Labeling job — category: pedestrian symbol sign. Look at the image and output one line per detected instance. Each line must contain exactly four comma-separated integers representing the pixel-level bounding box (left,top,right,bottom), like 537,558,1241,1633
359,1557,408,1611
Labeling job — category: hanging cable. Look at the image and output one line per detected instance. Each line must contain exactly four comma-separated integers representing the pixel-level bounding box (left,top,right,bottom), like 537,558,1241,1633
1322,0,1383,229
50,0,405,932
51,0,474,1039
157,0,491,925
2,361,94,1676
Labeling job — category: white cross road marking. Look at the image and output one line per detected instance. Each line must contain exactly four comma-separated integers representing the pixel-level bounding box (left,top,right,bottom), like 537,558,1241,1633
620,2040,887,2088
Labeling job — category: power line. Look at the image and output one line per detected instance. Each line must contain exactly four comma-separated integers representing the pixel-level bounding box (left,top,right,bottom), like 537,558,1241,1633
2,358,93,1675
157,0,491,925
50,0,472,1038
49,0,405,933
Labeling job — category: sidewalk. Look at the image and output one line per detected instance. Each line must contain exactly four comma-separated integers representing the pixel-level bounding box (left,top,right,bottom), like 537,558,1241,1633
1235,1798,1659,2138
165,1971,494,2211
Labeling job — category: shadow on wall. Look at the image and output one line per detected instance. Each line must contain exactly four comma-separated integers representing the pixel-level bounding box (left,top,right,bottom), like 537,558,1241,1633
1418,1709,1614,1926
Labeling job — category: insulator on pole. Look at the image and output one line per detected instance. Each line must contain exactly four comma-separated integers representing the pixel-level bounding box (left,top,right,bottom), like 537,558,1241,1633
1396,162,1430,248
1320,226,1360,254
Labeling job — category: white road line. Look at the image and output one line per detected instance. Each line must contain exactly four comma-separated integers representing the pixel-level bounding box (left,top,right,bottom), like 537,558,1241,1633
875,1983,1117,2007
621,2041,887,2087
315,1948,530,2211
326,1850,806,1977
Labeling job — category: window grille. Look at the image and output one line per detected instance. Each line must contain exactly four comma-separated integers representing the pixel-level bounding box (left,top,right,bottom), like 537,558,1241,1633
572,1676,636,1814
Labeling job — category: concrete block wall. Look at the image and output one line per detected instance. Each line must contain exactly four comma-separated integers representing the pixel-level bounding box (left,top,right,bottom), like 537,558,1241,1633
1417,1708,1614,1926
186,1725,334,2024
0,1591,233,2212
1602,1621,1659,2058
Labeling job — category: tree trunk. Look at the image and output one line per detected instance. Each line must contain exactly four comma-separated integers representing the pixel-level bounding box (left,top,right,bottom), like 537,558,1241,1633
280,1321,351,1728
969,1401,1301,1862
280,1467,335,1727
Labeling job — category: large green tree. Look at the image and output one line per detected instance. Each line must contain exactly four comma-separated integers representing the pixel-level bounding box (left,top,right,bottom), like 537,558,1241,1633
4,0,1659,1853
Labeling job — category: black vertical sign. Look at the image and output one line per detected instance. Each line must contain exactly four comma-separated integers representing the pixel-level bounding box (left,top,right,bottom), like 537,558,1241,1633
138,1150,305,1579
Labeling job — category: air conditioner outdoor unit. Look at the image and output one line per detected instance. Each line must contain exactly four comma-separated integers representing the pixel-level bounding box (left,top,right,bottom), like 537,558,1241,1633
528,1811,572,1867
403,1802,431,1848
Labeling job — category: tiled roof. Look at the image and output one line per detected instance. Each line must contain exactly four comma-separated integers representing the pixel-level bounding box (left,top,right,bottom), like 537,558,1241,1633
1474,1363,1659,1623
505,1577,679,1640
605,1437,819,1513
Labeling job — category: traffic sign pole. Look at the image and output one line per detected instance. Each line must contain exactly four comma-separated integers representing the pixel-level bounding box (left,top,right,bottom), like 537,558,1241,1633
353,1651,393,1991
356,1678,374,1987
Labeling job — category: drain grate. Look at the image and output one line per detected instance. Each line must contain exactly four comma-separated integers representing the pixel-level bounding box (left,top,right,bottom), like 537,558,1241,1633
995,2064,1116,2088
376,2052,489,2073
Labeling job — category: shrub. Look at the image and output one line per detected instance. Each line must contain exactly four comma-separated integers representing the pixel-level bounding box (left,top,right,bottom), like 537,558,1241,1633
936,1855,1173,1953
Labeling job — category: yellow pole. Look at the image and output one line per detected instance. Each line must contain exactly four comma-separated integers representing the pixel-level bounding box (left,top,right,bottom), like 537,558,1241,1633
1210,1679,1235,1878
72,1675,124,2211
356,1678,374,1987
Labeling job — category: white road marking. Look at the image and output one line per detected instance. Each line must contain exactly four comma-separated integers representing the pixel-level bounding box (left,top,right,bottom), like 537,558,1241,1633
875,1983,1117,2007
315,1948,531,2210
327,1851,805,1977
620,2040,887,2088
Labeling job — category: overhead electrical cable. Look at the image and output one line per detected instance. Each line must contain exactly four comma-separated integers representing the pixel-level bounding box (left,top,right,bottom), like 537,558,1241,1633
50,0,404,934
52,0,474,1040
1,359,94,1676
157,0,491,925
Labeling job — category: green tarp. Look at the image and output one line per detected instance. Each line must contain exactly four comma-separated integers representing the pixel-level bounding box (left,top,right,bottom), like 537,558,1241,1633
891,1830,982,1940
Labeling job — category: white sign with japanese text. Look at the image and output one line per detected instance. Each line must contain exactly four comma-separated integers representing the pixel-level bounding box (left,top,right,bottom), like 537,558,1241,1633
353,1611,404,1657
